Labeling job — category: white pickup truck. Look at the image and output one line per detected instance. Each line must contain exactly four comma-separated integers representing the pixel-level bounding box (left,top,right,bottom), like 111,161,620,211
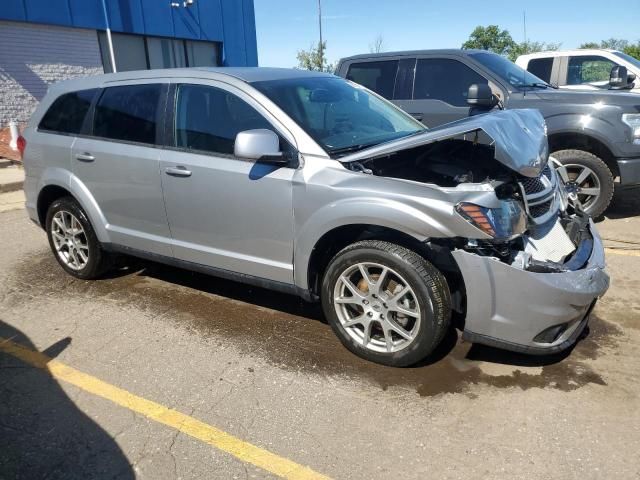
516,49,639,93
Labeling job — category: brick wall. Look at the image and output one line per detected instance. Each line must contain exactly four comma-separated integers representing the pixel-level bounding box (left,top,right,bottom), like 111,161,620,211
0,20,104,128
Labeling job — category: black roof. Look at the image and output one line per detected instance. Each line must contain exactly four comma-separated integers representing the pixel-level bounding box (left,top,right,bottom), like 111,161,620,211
338,49,489,63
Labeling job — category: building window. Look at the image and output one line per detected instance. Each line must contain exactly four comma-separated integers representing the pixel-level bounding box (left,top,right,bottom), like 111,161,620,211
98,32,147,73
147,37,187,69
185,40,220,67
98,32,221,73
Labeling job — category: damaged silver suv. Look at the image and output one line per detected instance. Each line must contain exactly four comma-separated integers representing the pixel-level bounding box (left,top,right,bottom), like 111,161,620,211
23,68,609,366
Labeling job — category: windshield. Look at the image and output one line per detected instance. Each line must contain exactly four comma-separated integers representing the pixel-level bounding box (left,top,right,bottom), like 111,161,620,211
612,51,640,70
470,52,549,89
252,77,425,156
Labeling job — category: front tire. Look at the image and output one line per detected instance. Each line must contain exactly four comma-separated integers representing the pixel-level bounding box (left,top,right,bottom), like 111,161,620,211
321,240,451,367
552,149,614,219
45,197,110,279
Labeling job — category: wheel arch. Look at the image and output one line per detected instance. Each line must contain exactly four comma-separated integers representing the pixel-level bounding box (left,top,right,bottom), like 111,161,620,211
36,170,110,242
303,223,466,327
548,131,619,179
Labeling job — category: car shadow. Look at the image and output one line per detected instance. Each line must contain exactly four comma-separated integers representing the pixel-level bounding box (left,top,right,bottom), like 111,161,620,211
106,256,579,370
0,320,134,480
598,186,640,221
107,256,326,323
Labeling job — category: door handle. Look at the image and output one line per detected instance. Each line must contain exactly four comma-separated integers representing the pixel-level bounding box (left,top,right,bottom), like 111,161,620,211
164,166,192,177
75,152,95,162
410,113,423,121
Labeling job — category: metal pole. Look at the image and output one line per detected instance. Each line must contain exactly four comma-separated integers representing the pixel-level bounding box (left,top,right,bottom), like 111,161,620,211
318,0,323,70
101,0,117,72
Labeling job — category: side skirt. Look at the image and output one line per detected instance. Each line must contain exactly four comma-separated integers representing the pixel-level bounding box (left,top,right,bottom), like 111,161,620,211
102,243,315,302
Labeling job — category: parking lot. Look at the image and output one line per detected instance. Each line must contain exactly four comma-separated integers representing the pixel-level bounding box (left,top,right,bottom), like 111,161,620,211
1,187,639,480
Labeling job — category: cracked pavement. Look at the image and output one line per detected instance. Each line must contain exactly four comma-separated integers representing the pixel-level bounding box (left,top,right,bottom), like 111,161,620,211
1,188,640,479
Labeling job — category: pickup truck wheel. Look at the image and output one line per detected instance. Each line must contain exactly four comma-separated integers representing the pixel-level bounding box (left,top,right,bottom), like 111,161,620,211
45,197,110,280
551,149,614,219
321,240,451,367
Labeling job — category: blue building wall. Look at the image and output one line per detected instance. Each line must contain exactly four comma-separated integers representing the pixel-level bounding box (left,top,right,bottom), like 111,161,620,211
0,0,258,66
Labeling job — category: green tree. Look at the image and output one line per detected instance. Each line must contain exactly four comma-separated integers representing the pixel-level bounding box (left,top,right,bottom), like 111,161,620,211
508,40,561,62
296,41,334,72
579,38,640,60
623,43,640,60
462,25,516,56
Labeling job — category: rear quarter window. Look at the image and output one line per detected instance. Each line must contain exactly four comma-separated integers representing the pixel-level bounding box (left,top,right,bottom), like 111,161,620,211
346,60,398,99
93,84,162,145
38,89,98,134
527,58,553,83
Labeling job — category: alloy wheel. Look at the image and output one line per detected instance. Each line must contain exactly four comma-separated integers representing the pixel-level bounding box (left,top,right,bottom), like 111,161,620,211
555,163,601,212
50,210,90,271
333,262,422,353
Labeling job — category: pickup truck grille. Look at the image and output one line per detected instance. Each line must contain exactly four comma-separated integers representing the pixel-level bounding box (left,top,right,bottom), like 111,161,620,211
518,164,560,225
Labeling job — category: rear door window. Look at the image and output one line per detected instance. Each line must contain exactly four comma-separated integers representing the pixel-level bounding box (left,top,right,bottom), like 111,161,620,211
174,84,272,155
567,56,616,85
346,60,398,99
38,89,98,134
414,58,487,106
93,84,162,144
527,58,553,83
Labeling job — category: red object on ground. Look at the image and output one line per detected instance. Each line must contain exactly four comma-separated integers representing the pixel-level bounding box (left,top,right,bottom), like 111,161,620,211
0,125,24,162
16,136,26,159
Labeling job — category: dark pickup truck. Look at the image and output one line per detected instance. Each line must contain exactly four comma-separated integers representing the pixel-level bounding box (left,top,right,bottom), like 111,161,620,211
336,49,640,218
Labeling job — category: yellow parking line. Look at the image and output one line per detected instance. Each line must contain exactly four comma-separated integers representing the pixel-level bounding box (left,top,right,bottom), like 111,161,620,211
605,248,640,257
0,336,331,480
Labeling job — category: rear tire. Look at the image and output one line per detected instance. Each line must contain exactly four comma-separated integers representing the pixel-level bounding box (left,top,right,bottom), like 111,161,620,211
45,197,110,279
321,240,451,367
552,149,614,219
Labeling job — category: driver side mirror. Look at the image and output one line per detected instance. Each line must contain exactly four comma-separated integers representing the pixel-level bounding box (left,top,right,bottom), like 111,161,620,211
609,66,634,90
234,129,288,165
467,84,499,108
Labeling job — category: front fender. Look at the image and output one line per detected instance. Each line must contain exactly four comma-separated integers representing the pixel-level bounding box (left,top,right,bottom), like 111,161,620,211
37,167,111,243
545,113,625,152
293,196,458,289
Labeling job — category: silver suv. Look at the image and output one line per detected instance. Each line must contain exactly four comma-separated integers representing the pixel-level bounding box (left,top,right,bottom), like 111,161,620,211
22,68,609,366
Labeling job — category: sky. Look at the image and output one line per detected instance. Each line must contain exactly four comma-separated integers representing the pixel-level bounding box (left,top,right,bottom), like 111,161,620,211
254,0,640,68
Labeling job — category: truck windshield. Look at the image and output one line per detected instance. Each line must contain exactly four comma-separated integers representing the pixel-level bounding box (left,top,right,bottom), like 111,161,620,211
252,77,425,156
470,52,549,89
612,51,640,70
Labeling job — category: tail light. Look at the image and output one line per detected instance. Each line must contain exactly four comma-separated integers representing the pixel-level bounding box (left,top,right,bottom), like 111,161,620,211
16,135,26,159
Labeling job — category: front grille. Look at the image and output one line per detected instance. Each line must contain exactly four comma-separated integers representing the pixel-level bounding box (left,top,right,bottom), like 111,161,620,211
521,176,546,194
517,163,558,224
529,199,553,218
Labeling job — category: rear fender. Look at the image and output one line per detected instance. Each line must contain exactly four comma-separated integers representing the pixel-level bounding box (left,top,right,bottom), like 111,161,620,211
37,167,110,243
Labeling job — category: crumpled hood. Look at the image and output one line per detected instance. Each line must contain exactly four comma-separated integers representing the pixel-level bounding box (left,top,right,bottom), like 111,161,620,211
339,109,549,178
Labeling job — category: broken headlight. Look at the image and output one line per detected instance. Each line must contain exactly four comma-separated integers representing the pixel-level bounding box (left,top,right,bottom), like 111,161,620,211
456,200,526,240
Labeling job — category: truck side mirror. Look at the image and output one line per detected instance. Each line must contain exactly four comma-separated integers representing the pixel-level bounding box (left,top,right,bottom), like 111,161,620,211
628,72,637,87
467,84,496,107
610,66,633,90
467,84,499,116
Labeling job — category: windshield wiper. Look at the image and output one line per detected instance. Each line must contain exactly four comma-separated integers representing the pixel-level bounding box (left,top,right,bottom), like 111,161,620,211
328,130,427,157
329,143,376,157
523,82,556,89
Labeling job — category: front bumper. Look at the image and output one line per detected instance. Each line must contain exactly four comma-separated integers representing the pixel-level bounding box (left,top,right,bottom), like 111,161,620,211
453,219,609,355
